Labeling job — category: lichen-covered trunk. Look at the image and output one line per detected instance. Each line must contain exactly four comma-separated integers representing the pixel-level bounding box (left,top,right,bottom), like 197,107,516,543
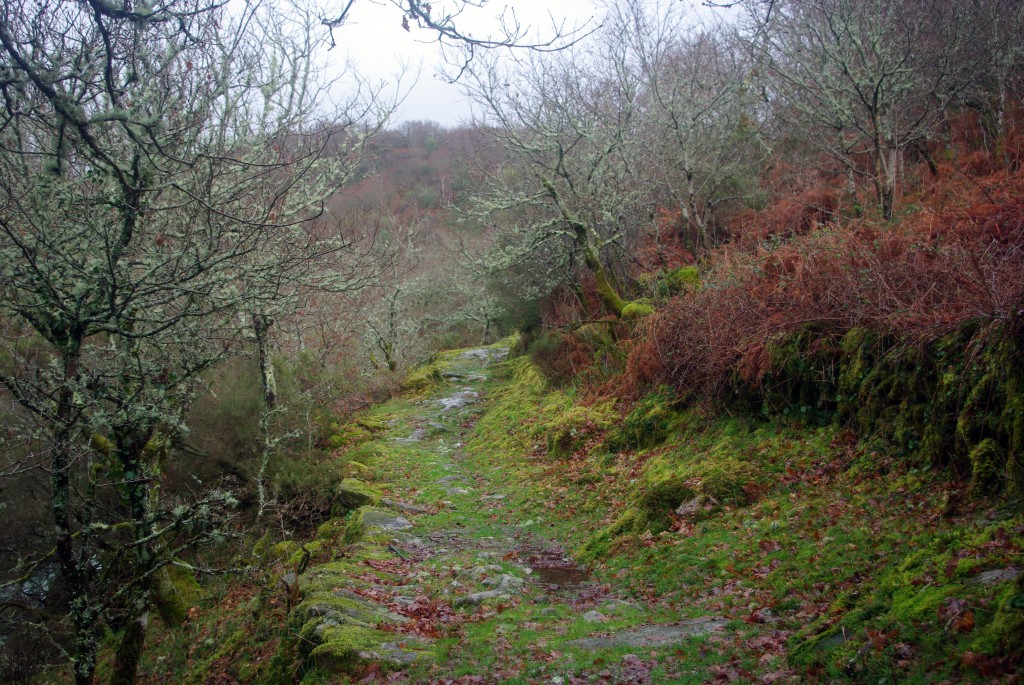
51,344,102,685
873,131,896,221
253,312,277,518
542,176,627,317
110,428,159,685
580,238,626,318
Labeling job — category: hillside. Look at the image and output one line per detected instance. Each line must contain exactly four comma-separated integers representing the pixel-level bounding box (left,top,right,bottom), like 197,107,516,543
123,345,1023,684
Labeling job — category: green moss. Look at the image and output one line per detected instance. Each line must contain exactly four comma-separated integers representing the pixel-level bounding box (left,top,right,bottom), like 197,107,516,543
355,417,387,433
642,266,700,298
970,575,1024,656
693,457,764,503
288,540,322,566
332,478,380,515
759,327,840,423
307,624,428,673
326,424,372,450
968,438,1004,495
341,460,372,479
269,540,301,563
539,394,617,459
340,506,410,544
605,389,676,452
621,300,655,320
316,518,346,542
634,477,695,532
152,564,202,626
403,365,442,390
295,595,387,630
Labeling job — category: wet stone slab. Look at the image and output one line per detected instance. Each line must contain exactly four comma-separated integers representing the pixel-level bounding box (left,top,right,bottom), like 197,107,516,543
437,389,480,410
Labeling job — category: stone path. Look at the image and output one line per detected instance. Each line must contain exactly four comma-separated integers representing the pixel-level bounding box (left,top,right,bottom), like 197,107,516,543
291,347,726,682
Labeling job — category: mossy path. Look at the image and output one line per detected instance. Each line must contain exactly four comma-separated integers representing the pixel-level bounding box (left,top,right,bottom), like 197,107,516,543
296,347,727,683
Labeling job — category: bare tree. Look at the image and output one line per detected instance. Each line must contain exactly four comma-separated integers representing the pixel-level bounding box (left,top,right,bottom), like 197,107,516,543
460,29,648,317
742,0,979,219
616,0,768,250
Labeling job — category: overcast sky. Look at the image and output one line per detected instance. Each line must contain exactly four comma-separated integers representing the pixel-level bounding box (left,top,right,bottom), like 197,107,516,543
330,0,609,127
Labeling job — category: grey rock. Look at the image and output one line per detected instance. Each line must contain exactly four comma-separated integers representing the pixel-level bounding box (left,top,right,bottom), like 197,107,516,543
359,508,413,533
567,618,728,649
454,590,512,607
437,389,479,410
971,568,1021,584
583,611,609,623
482,574,525,592
675,495,717,517
601,599,641,614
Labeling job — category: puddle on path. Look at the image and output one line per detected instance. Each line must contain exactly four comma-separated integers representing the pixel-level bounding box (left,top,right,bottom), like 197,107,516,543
531,565,589,587
522,548,590,588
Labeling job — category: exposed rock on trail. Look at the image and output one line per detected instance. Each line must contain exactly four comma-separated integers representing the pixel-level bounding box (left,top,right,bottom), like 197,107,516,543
566,618,729,650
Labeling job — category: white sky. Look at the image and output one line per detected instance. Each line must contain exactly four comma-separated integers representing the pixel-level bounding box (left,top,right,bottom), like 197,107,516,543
330,1,609,127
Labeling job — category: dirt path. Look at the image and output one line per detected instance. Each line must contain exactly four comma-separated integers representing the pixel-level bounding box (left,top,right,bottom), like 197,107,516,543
294,348,725,684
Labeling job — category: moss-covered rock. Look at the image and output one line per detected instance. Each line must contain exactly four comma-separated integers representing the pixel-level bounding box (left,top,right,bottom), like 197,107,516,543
152,564,202,626
308,624,431,673
539,394,617,459
316,518,346,542
328,424,372,450
355,416,387,433
621,300,655,320
341,459,372,479
333,478,381,515
341,506,412,544
403,362,443,391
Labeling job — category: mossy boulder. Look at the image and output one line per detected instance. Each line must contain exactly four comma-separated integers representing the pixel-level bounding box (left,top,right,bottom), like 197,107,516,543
152,564,202,626
341,460,372,479
333,478,381,515
341,506,412,544
296,591,405,631
634,476,697,533
316,518,346,542
621,300,655,320
690,457,764,504
327,424,372,450
403,362,443,390
308,624,431,673
355,416,387,433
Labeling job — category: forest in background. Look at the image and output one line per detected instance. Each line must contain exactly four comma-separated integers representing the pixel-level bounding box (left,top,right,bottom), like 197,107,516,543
2,0,1023,682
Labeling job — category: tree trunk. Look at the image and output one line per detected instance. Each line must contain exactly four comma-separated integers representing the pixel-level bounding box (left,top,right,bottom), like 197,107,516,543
542,177,627,317
52,344,102,685
253,312,277,518
110,428,159,685
582,240,627,318
110,611,148,685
